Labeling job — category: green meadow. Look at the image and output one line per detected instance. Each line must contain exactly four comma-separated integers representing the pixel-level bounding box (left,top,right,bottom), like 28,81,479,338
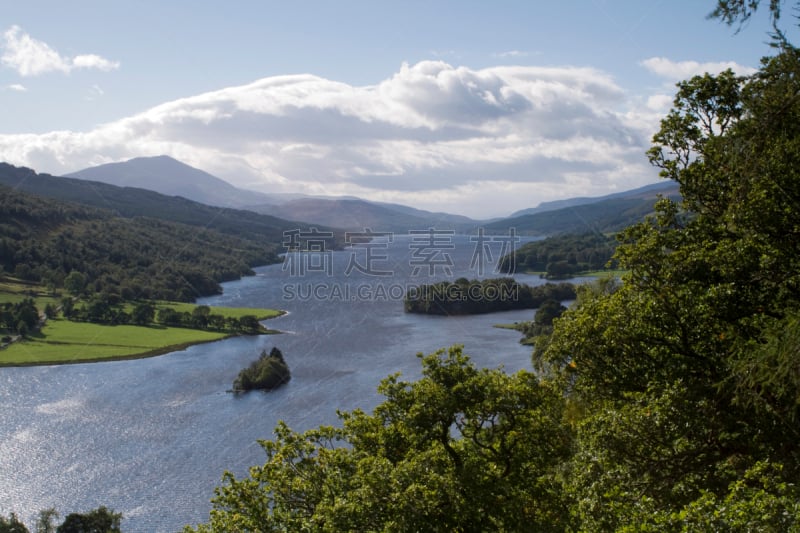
0,278,284,365
0,319,230,365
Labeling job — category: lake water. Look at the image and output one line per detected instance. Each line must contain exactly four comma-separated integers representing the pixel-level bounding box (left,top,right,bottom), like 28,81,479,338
0,235,576,531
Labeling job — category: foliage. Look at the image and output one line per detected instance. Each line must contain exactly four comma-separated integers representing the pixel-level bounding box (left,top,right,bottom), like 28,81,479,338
0,182,277,302
497,232,618,277
189,346,573,532
0,507,120,533
404,277,575,315
508,298,568,348
233,347,291,392
0,513,28,533
0,298,39,336
55,506,121,533
539,46,800,529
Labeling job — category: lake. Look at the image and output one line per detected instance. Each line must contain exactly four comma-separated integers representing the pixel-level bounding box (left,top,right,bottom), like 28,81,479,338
0,234,575,531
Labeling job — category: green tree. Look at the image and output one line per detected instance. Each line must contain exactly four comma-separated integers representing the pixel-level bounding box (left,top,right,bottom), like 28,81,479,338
63,271,87,298
191,305,210,328
0,513,28,533
55,507,121,533
237,315,261,334
540,46,800,529
233,348,291,392
190,346,573,532
131,302,155,326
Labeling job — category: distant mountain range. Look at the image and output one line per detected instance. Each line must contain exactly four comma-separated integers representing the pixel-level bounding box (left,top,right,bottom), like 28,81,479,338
484,181,681,236
248,198,479,233
508,181,679,218
66,156,482,232
0,162,335,250
53,155,681,236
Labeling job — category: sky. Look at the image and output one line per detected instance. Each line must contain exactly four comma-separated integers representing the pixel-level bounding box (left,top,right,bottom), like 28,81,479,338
0,1,789,218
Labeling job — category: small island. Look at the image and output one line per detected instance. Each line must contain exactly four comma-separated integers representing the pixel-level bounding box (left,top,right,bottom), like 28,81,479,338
404,277,575,315
233,347,291,392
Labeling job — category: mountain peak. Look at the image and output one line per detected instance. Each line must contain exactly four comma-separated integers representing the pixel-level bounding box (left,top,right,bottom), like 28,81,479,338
65,155,274,208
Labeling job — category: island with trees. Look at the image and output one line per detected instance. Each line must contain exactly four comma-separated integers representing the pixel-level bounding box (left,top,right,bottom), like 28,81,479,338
233,347,291,392
404,277,575,315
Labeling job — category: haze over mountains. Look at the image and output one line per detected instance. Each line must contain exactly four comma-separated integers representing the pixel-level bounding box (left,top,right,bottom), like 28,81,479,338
66,155,280,208
13,154,681,235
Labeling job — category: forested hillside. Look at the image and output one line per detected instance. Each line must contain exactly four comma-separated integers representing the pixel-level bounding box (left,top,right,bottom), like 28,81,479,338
0,185,276,301
0,163,321,247
497,232,618,277
187,11,800,531
483,195,680,236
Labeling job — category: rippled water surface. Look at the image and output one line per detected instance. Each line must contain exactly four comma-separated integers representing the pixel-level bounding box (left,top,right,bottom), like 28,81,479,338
0,236,565,531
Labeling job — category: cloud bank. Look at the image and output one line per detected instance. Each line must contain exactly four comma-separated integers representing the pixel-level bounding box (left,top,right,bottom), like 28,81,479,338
641,57,757,81
1,26,119,76
1,60,674,217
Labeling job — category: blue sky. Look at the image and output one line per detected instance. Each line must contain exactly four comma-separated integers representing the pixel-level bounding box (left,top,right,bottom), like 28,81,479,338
0,1,787,217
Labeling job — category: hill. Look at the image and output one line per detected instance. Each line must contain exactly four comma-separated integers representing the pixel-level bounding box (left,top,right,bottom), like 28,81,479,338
0,184,275,301
251,197,479,232
484,181,681,236
508,181,679,218
0,162,336,249
66,155,279,208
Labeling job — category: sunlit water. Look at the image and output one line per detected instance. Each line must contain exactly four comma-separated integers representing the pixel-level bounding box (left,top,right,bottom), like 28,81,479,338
0,235,581,531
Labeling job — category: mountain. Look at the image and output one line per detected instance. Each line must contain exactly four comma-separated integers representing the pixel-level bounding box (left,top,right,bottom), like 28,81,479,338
484,180,681,236
68,156,480,232
508,181,679,218
66,155,279,208
0,162,338,250
249,197,480,233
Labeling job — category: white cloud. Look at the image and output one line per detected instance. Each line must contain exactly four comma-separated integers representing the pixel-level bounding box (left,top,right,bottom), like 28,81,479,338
493,50,533,58
5,83,27,92
1,25,119,76
72,54,120,72
0,61,663,218
641,57,757,81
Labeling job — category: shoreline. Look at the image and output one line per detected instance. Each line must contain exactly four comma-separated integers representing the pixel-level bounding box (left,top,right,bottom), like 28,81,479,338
0,310,287,367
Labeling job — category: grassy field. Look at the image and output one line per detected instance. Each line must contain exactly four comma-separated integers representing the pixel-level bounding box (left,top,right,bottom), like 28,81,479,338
0,278,61,308
150,301,283,320
0,319,231,365
0,277,284,365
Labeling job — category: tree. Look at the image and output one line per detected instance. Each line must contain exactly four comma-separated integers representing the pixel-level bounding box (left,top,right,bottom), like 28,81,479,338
233,348,291,392
237,315,261,334
709,0,795,36
190,305,210,328
540,46,800,529
35,509,58,533
55,507,121,533
190,347,573,532
131,302,155,326
60,297,74,319
63,271,87,298
157,307,181,326
0,513,28,533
